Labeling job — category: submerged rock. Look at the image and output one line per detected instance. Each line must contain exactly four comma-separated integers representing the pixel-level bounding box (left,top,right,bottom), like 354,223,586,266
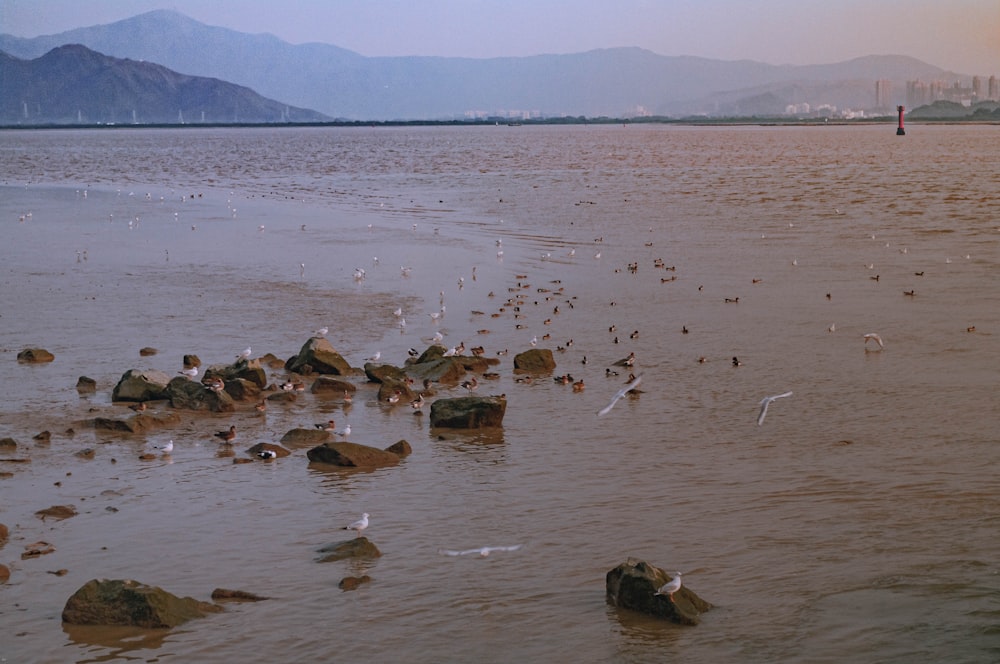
76,376,97,393
605,559,712,625
429,395,507,428
306,441,405,469
310,376,357,395
211,588,269,602
62,578,222,628
112,369,172,402
316,537,381,563
339,575,372,591
17,348,55,363
35,505,78,521
280,428,332,447
93,412,180,434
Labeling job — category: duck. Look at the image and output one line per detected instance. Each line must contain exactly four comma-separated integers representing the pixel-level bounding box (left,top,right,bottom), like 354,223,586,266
214,425,237,444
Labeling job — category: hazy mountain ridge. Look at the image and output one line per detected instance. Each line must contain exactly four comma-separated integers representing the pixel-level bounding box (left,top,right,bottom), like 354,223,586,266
0,44,330,125
0,9,975,120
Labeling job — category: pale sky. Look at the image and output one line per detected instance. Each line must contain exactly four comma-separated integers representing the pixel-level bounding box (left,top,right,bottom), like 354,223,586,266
2,0,998,75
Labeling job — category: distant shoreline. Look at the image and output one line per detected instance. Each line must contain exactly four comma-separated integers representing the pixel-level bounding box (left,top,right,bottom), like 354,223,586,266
2,117,998,130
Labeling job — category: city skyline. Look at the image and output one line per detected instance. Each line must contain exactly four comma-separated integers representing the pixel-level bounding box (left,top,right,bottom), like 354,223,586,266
2,0,998,76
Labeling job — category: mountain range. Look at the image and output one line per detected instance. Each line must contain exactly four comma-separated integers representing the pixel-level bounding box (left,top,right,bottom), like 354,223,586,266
0,9,982,122
0,44,329,125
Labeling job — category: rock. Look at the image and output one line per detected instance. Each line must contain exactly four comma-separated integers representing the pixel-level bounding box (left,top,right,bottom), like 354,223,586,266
0,437,16,450
306,441,404,469
112,369,172,402
310,376,357,395
458,356,498,373
266,391,298,403
182,354,201,369
364,362,408,384
165,377,235,412
429,395,507,428
203,361,267,389
513,348,556,373
385,440,412,457
377,379,415,403
605,559,712,625
62,578,222,628
17,348,55,363
22,541,56,559
339,575,372,591
222,377,261,401
93,412,180,434
139,347,158,356
76,376,97,392
246,442,290,459
33,430,51,443
259,353,285,369
0,564,9,583
286,338,354,375
74,448,95,459
36,505,78,521
211,588,269,602
405,357,467,383
316,537,381,563
0,522,8,547
280,428,332,447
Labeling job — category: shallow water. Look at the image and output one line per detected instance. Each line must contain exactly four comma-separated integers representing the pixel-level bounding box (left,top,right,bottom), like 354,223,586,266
1,124,999,663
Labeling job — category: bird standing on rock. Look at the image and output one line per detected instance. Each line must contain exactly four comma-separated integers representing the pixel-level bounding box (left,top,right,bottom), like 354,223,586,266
655,572,682,601
343,513,369,537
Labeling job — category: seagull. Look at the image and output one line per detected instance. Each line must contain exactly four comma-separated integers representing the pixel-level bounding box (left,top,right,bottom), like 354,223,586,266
314,327,329,337
393,307,403,317
155,440,174,454
179,367,199,378
366,351,381,362
757,391,793,426
257,449,277,459
863,332,884,349
335,423,351,438
236,347,252,361
439,544,523,557
655,572,682,600
343,513,369,537
597,374,642,417
214,425,237,444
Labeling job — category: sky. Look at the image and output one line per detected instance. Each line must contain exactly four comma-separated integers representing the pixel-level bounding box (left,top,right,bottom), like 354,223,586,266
2,0,998,75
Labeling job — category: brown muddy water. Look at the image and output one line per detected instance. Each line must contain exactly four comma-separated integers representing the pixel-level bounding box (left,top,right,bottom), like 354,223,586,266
1,124,999,663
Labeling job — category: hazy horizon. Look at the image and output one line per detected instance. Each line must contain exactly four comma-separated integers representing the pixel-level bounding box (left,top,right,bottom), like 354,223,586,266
2,0,998,76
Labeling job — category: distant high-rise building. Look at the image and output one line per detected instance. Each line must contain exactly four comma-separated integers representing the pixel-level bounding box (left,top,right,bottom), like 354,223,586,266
875,79,892,109
972,76,983,100
990,76,999,101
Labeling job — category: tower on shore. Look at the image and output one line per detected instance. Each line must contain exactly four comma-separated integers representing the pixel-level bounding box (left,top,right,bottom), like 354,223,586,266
896,105,905,135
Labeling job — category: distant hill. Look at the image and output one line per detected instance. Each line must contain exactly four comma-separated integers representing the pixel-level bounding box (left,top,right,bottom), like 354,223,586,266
0,10,974,120
0,44,330,125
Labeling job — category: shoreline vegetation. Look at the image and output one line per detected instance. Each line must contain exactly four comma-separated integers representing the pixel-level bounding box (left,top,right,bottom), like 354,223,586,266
2,115,998,131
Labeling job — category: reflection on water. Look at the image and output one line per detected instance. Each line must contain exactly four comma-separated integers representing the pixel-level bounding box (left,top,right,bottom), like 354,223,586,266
0,125,998,663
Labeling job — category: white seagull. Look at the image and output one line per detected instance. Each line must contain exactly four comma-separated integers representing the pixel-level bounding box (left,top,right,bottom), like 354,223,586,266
236,347,252,361
155,440,174,454
314,327,329,337
343,513,369,537
654,572,682,600
756,391,793,426
438,544,523,557
178,367,199,378
597,374,642,417
863,332,884,349
366,351,381,362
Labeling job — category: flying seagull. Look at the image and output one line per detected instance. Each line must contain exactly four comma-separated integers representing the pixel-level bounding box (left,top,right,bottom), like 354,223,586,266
597,374,642,417
438,544,523,557
757,391,793,426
